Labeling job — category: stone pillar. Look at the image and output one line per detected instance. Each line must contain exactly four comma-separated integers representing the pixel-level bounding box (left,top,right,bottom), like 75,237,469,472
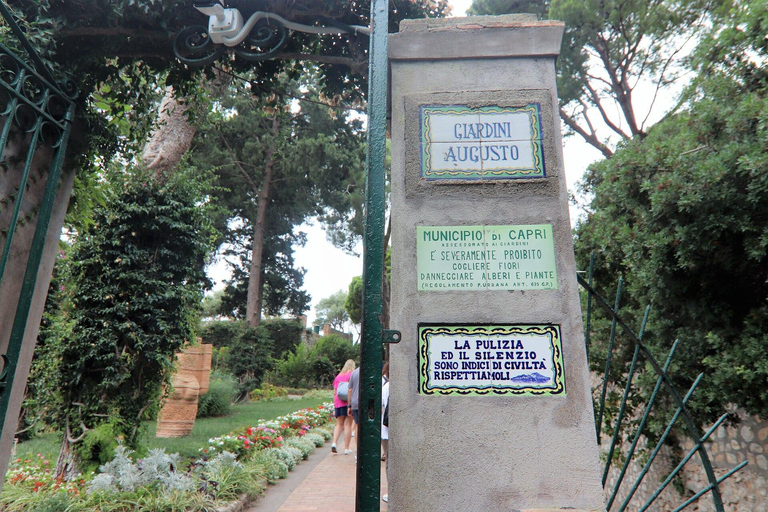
388,15,604,511
156,344,212,438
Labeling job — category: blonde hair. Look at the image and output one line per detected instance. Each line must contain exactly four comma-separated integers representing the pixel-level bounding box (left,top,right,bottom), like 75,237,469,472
341,359,356,374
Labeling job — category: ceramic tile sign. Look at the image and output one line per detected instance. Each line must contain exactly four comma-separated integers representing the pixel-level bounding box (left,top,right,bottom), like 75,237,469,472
419,104,545,180
418,324,565,396
417,225,557,291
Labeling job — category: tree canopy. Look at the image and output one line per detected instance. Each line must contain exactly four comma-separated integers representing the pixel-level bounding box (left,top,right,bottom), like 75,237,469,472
574,1,768,423
313,290,350,331
468,0,731,157
189,70,366,324
345,275,363,325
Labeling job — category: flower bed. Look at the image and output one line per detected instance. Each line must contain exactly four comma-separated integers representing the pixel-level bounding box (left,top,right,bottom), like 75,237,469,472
0,403,334,511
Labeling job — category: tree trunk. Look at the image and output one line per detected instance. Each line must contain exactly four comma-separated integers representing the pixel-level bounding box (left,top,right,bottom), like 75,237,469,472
246,116,280,327
141,88,198,177
141,71,231,175
54,435,78,481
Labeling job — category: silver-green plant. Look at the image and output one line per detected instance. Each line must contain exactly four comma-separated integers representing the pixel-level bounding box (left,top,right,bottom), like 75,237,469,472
304,432,325,447
285,438,314,459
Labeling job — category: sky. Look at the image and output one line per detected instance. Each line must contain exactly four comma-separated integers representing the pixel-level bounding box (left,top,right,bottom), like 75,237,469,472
206,0,605,327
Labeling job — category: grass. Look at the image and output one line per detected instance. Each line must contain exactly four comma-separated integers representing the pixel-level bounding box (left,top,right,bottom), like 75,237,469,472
13,396,329,466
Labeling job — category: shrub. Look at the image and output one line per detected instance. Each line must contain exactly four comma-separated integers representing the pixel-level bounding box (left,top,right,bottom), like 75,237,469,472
200,321,248,349
249,383,288,402
271,335,358,389
285,438,314,459
254,450,289,483
197,373,237,418
270,447,301,470
313,427,332,441
304,432,325,447
50,168,217,463
225,326,274,399
272,343,314,388
310,335,359,374
202,318,302,360
75,422,124,475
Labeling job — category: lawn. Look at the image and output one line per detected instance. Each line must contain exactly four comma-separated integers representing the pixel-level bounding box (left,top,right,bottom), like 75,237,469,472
13,396,329,466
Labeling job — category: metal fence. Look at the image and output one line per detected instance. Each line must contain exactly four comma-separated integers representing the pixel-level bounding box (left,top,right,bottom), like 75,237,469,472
580,255,747,511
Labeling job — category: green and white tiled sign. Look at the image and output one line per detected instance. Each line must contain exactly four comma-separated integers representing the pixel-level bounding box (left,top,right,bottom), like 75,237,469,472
418,324,566,396
417,225,557,291
419,104,545,180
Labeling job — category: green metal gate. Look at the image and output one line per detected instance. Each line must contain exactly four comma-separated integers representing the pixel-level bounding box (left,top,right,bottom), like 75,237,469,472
0,4,76,434
581,255,747,511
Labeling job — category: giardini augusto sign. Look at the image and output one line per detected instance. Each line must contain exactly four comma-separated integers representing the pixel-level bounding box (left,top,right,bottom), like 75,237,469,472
420,104,545,180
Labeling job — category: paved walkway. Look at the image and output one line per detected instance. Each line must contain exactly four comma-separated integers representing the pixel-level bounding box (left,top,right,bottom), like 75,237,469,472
244,438,388,512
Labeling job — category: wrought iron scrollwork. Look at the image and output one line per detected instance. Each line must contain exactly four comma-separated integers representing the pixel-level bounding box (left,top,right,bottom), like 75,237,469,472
174,10,369,67
173,25,227,67
234,17,288,62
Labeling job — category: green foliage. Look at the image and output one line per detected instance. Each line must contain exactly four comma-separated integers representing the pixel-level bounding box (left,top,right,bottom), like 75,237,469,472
197,373,237,418
285,438,314,459
311,335,359,370
272,343,319,389
200,318,304,397
345,276,363,325
249,383,289,402
191,71,368,321
44,166,217,457
552,0,730,152
468,0,549,18
313,290,350,330
201,289,225,320
254,450,289,483
469,0,731,155
200,320,249,349
75,422,125,475
575,1,768,424
261,318,304,360
202,318,302,356
225,326,274,399
272,335,358,388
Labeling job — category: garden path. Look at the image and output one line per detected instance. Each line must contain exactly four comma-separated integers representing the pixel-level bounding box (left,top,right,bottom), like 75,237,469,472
243,438,388,512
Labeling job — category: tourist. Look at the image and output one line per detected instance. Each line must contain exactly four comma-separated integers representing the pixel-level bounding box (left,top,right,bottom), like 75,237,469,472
381,362,390,503
381,362,389,462
347,365,360,454
331,359,355,454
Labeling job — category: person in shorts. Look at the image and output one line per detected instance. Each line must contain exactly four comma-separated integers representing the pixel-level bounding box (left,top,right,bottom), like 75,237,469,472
332,359,356,454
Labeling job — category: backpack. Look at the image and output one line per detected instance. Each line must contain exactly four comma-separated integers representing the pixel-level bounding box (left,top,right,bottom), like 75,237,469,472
337,381,350,402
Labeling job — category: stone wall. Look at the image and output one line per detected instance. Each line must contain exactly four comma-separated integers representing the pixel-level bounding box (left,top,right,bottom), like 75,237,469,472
679,410,768,512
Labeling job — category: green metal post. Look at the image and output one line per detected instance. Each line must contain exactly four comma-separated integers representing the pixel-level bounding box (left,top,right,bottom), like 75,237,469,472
355,0,388,509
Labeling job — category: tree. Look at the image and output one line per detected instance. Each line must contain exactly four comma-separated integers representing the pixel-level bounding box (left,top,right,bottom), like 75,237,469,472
47,166,216,478
574,1,768,425
314,290,350,331
345,276,363,325
467,0,549,18
468,0,731,157
189,71,366,325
